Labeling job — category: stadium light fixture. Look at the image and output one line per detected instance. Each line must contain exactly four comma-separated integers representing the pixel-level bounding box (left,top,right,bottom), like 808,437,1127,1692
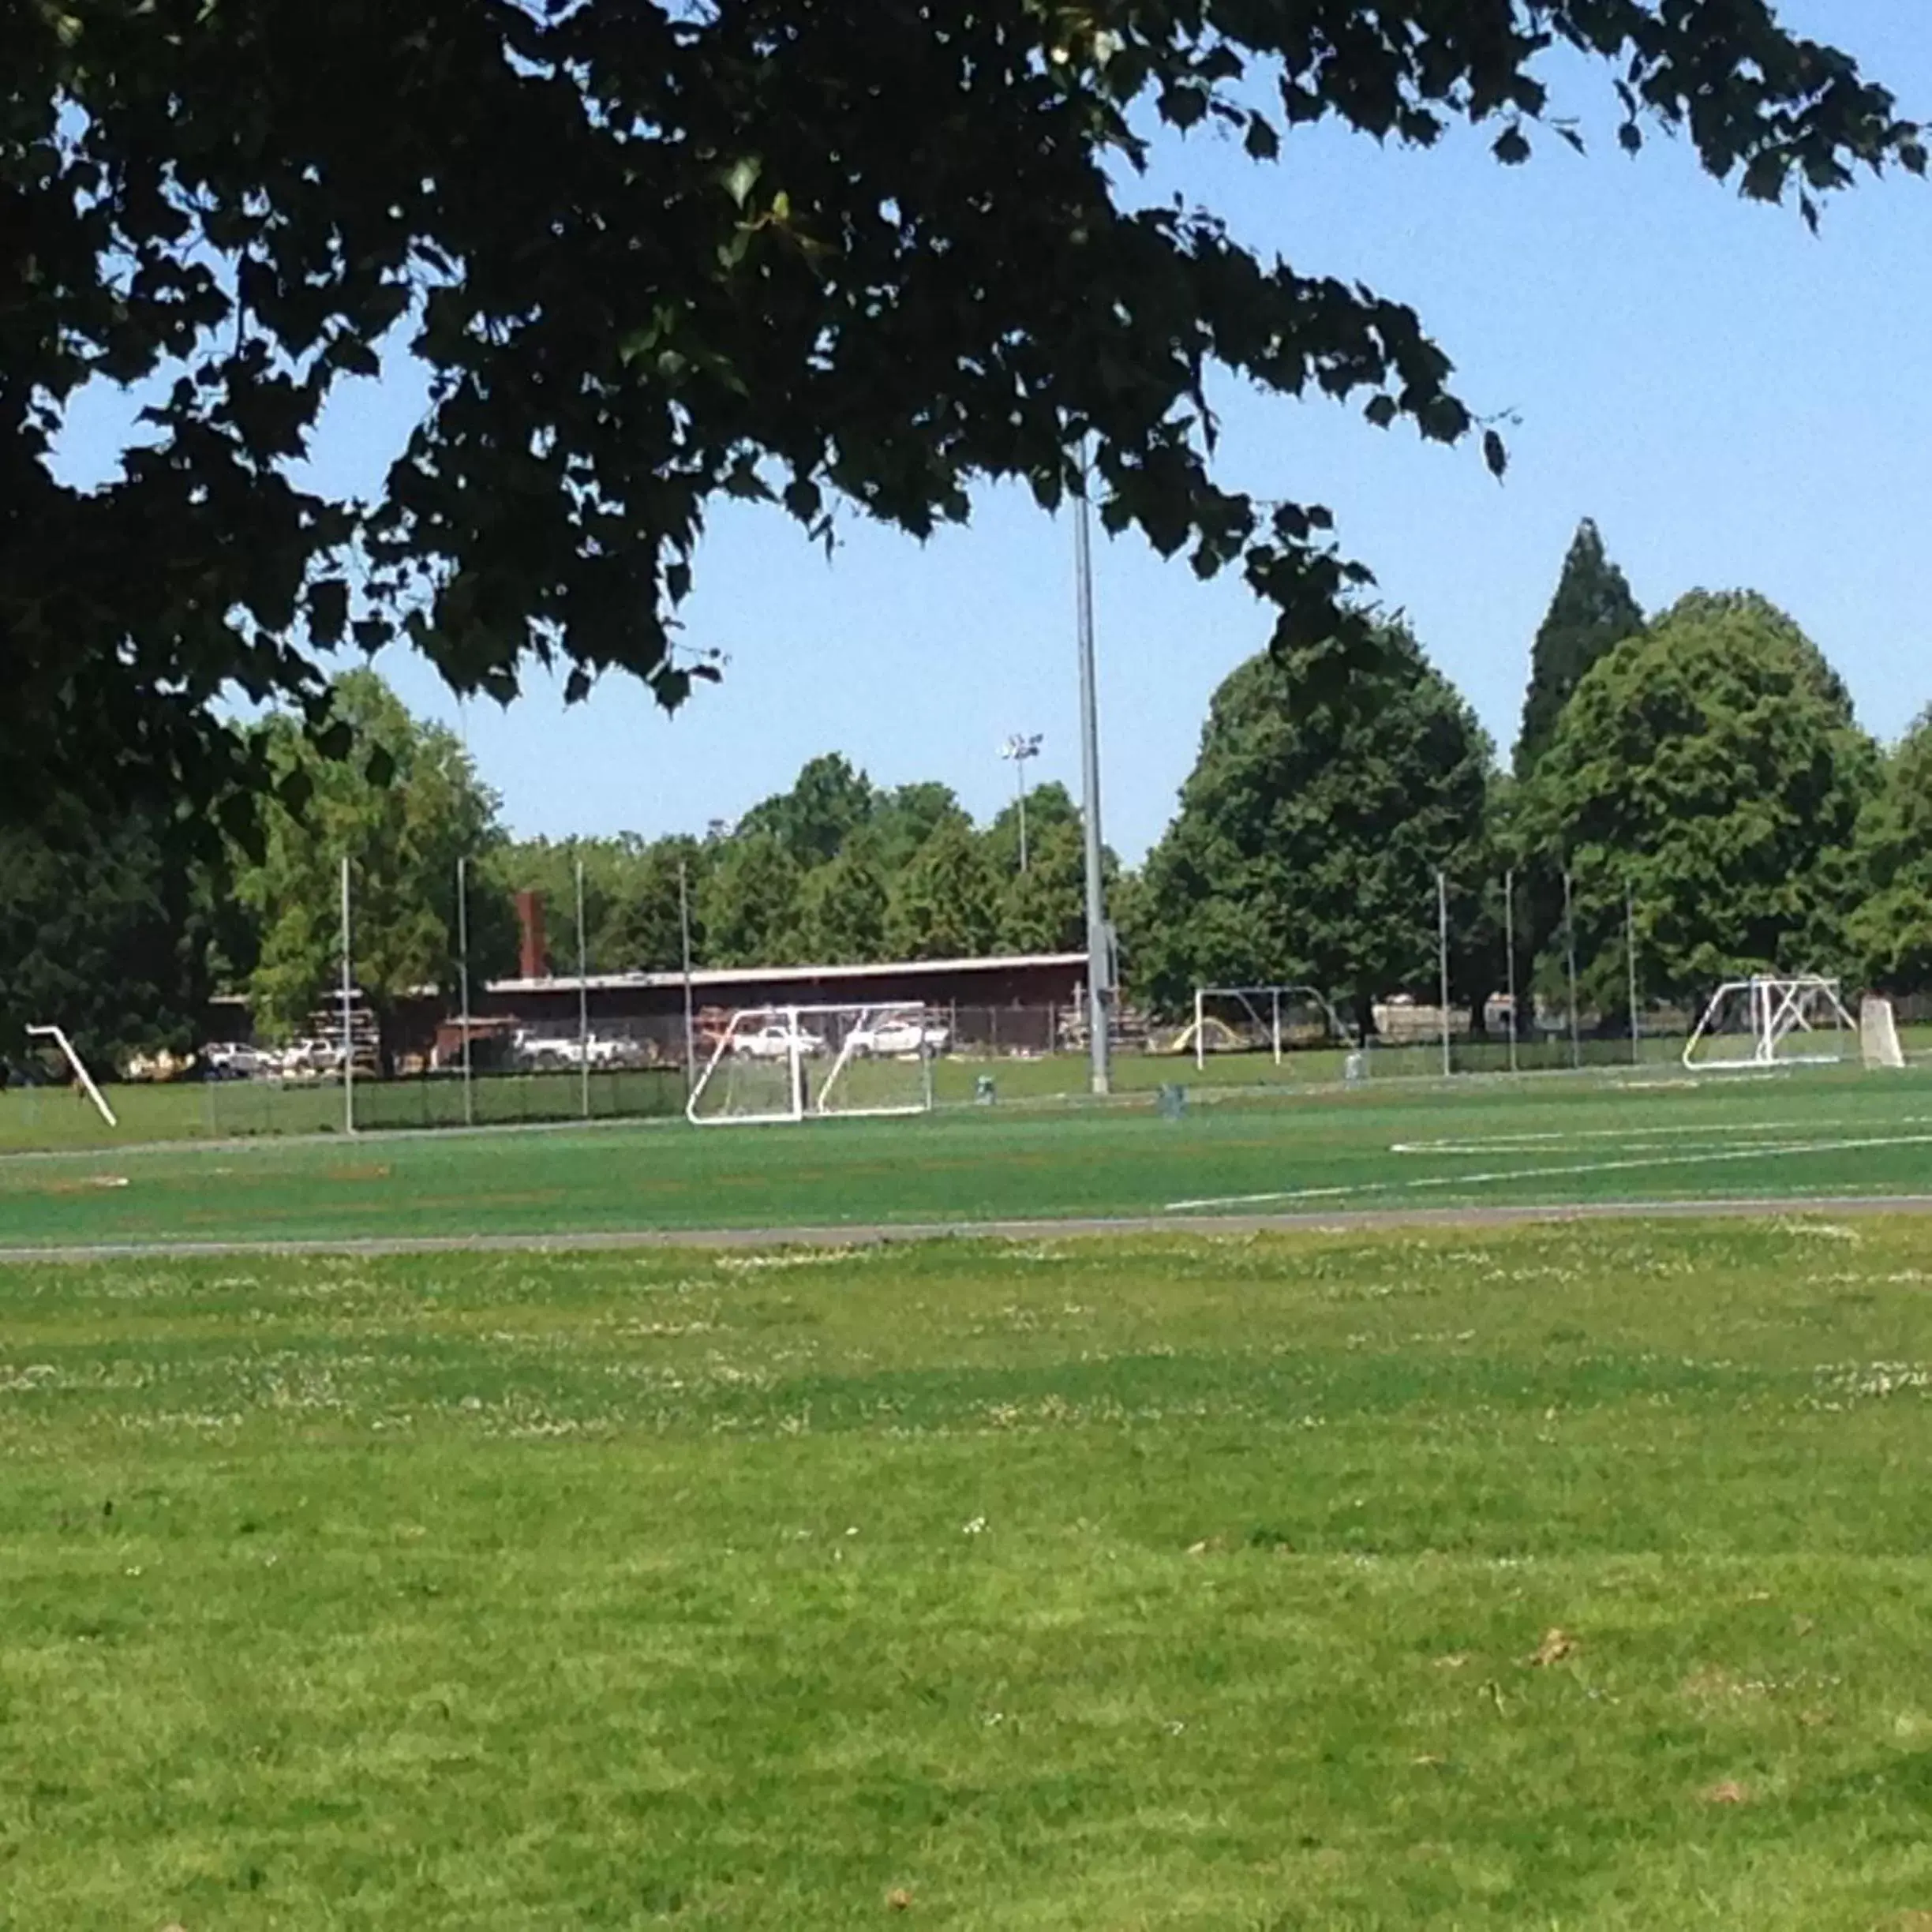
999,732,1043,873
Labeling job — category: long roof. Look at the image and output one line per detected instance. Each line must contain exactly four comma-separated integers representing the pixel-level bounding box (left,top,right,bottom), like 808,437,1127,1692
484,949,1089,996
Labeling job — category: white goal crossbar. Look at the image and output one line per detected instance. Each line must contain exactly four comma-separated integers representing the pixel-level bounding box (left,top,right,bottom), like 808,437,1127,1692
25,1024,118,1126
686,1002,937,1126
1185,985,1355,1070
1681,975,1856,1071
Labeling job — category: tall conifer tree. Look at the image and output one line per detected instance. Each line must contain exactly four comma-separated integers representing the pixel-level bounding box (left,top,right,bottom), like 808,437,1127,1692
1514,520,1645,778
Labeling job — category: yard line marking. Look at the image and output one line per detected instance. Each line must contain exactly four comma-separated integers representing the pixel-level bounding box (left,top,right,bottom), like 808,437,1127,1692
1164,1131,1932,1215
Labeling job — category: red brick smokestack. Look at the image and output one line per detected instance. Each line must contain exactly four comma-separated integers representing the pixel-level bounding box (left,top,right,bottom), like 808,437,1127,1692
515,890,549,980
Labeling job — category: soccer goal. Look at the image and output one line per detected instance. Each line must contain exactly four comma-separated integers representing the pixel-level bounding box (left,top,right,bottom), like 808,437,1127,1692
1181,985,1356,1072
1860,994,1908,1069
1681,975,1856,1071
685,1003,937,1125
24,1024,118,1127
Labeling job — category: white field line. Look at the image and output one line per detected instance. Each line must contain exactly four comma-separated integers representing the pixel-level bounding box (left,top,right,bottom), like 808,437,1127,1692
1163,1130,1932,1215
1387,1115,1932,1156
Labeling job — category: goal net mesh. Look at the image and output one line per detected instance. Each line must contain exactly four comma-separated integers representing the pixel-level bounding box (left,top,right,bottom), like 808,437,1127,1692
687,1003,936,1125
1683,975,1855,1069
1861,995,1907,1069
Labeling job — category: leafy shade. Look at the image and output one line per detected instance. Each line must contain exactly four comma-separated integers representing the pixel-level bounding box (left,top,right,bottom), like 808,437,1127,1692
6,5,1922,826
1514,519,1646,778
1850,711,1932,992
1133,627,1494,1031
1515,591,1878,1002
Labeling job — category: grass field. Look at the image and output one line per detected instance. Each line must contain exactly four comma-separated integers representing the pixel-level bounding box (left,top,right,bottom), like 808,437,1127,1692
4,1063,1932,1253
6,1220,1932,1926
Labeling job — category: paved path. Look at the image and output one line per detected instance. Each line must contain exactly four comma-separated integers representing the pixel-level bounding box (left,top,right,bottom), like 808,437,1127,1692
6,1193,1932,1265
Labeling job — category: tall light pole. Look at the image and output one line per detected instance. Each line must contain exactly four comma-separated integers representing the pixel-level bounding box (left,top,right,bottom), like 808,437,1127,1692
1000,732,1043,873
1073,454,1111,1096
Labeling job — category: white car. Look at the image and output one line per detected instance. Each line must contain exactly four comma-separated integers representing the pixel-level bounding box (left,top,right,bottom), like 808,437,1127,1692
847,1017,949,1057
733,1022,828,1059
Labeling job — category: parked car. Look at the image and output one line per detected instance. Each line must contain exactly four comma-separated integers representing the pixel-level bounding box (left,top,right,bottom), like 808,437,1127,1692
846,1016,949,1057
732,1021,828,1059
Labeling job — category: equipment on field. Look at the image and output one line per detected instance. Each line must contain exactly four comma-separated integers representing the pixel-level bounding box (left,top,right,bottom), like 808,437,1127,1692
1681,975,1855,1071
24,1024,118,1126
1860,994,1907,1069
686,1003,937,1125
1182,985,1355,1072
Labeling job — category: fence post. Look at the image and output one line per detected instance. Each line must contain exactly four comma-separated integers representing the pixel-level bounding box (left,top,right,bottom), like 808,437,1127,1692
1503,867,1519,1074
339,854,355,1135
1436,869,1452,1078
1624,880,1641,1067
1563,867,1582,1072
457,854,474,1127
575,856,590,1121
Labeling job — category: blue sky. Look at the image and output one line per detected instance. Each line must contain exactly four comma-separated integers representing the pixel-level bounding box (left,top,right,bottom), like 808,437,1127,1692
61,3,1932,863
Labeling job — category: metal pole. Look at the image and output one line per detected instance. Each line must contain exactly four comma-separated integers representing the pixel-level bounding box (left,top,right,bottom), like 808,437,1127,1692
1017,767,1029,875
1503,867,1519,1075
678,859,698,1099
457,855,474,1127
575,856,590,1121
1436,869,1452,1079
340,854,354,1135
1563,867,1582,1072
1271,987,1282,1066
1624,880,1641,1067
1194,986,1205,1074
1074,449,1111,1095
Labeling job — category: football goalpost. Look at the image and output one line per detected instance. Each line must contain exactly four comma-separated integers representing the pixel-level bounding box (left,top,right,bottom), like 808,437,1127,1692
1681,975,1858,1072
24,1024,118,1127
1181,985,1356,1071
686,1002,937,1125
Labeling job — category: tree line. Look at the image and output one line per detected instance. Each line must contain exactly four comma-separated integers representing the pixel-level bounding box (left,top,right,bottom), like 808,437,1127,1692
5,521,1930,1073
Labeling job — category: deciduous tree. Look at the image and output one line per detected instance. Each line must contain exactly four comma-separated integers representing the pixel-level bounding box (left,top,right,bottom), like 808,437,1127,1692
1132,628,1494,1032
886,820,1003,960
1515,592,1878,1004
9,5,1919,826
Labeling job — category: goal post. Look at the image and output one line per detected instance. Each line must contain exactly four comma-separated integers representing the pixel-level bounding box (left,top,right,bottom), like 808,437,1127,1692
1681,975,1856,1071
1861,994,1908,1069
1182,985,1355,1072
686,1002,937,1125
24,1024,118,1127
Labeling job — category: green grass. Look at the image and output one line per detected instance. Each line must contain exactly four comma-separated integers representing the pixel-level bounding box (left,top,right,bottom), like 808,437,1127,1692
6,1221,1932,1926
5,1062,1932,1252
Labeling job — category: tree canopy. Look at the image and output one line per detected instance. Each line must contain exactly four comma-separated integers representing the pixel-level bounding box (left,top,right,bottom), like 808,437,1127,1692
8,4,1921,826
1514,519,1646,778
1132,627,1494,1030
1515,591,1878,1002
234,672,509,1048
1849,710,1932,993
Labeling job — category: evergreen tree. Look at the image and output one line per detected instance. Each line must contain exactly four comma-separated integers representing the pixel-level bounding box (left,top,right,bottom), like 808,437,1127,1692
885,820,1002,960
1513,519,1646,779
697,834,803,968
737,754,877,867
796,851,889,964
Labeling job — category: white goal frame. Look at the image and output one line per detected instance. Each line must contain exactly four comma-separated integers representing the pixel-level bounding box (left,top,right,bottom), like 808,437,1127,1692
686,1002,936,1126
24,1023,118,1126
1681,975,1856,1071
1185,984,1356,1071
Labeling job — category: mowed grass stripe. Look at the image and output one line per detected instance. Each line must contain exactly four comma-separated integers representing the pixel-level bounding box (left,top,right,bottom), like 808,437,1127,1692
5,1222,1932,1926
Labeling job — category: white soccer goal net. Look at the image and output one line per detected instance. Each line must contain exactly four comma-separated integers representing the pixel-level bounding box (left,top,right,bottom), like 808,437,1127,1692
1682,975,1856,1071
1860,995,1907,1069
1182,985,1355,1071
686,1003,938,1125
